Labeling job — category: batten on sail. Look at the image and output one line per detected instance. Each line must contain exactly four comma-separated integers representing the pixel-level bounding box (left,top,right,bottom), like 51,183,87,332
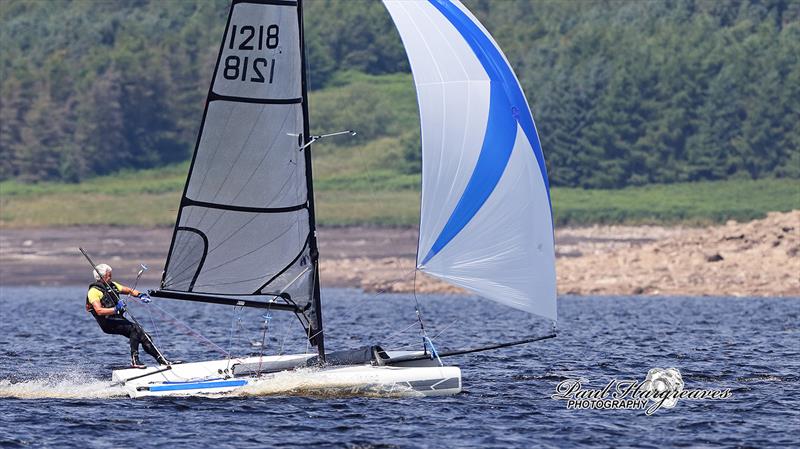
157,0,317,312
384,0,556,321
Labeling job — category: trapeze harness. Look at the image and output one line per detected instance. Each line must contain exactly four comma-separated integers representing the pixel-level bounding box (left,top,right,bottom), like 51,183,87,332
86,281,120,316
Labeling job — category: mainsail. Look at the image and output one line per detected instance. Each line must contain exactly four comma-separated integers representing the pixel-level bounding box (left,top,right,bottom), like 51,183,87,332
158,0,320,326
384,0,557,321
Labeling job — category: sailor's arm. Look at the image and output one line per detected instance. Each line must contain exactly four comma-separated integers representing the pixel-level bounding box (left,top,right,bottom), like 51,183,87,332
88,282,126,316
87,288,118,316
116,284,142,298
91,300,118,316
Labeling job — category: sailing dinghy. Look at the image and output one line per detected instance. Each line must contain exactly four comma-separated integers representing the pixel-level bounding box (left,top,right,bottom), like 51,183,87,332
113,0,556,398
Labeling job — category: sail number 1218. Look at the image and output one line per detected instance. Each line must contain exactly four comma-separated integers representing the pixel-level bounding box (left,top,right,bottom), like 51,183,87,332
224,24,280,84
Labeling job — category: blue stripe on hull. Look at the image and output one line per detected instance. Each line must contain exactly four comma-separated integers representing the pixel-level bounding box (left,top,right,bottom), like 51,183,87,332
147,379,247,392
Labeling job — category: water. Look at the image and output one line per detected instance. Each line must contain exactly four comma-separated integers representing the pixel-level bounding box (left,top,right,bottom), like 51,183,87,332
0,287,798,448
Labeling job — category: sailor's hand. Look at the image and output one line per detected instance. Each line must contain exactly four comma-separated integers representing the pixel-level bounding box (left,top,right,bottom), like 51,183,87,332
115,299,127,314
138,293,152,304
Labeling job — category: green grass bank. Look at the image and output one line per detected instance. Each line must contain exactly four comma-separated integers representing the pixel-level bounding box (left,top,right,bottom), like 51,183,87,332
2,166,796,228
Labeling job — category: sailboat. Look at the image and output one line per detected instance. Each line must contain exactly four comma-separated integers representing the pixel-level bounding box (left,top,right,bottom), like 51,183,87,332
112,0,556,398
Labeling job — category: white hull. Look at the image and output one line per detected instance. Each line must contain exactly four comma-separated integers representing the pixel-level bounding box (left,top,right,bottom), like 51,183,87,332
112,352,461,398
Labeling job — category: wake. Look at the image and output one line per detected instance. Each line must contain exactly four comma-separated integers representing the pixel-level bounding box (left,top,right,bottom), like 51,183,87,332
0,370,127,399
0,368,421,399
234,367,421,399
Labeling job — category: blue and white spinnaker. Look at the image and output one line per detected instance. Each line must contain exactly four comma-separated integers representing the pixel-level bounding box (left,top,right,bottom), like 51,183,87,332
384,0,557,321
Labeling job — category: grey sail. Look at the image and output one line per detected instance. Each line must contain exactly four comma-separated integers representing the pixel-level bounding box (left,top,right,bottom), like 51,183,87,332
158,0,318,317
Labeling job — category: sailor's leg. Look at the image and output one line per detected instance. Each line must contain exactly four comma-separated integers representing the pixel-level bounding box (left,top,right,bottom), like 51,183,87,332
95,316,128,336
125,321,141,355
139,328,162,361
131,322,167,364
104,318,140,355
98,317,143,366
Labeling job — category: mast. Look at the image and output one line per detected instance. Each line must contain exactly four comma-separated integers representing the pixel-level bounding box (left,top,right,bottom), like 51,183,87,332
297,0,325,362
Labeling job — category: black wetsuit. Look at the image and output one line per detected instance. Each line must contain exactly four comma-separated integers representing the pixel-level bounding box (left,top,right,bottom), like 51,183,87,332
86,281,160,362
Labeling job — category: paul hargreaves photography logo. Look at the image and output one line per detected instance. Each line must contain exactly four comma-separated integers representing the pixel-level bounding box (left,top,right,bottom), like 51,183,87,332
551,368,732,415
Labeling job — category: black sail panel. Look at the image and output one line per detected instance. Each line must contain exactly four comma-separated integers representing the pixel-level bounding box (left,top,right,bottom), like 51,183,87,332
160,0,315,309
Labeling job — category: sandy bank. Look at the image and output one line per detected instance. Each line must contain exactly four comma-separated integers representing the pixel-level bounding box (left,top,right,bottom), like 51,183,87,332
1,211,797,297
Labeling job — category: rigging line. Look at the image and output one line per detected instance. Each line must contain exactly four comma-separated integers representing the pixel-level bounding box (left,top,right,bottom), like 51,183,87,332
317,264,422,348
130,266,164,349
256,302,273,377
412,267,430,351
277,309,292,356
144,302,162,350
382,318,457,350
326,266,420,347
307,328,323,341
380,335,422,353
379,320,425,346
357,266,418,301
382,318,455,350
271,264,305,357
430,319,459,340
226,305,244,370
148,302,230,358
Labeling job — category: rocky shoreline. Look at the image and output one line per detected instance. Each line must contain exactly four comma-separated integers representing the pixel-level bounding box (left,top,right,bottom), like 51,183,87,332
1,211,797,297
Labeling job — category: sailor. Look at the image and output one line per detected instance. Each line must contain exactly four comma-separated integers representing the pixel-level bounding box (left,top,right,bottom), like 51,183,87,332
86,263,171,368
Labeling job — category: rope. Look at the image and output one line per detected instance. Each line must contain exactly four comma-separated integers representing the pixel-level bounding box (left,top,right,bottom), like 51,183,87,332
226,306,244,370
382,320,457,355
326,266,419,347
148,302,230,358
256,309,273,377
412,268,432,353
277,310,292,355
430,319,459,340
380,320,424,346
423,336,443,366
144,301,162,349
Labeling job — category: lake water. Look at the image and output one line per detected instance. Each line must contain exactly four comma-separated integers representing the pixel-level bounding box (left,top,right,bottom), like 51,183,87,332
0,287,798,448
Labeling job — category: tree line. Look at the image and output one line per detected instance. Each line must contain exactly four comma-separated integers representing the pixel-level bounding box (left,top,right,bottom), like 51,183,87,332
1,0,797,187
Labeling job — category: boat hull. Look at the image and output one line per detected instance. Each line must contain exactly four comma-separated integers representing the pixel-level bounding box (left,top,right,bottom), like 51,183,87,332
112,353,462,398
